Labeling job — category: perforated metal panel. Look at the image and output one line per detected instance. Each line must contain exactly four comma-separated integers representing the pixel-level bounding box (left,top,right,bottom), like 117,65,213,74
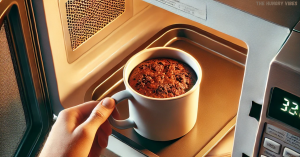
66,0,125,50
59,0,132,62
0,23,27,157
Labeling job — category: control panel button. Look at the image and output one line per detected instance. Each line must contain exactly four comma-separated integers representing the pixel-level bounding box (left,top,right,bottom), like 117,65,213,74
263,138,281,154
283,147,300,157
266,124,300,150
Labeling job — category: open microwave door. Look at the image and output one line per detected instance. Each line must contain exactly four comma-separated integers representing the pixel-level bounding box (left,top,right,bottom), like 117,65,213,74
0,0,53,156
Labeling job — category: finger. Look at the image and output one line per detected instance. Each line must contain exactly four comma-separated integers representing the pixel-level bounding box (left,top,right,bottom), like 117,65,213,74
97,128,109,148
56,101,100,132
100,120,112,136
77,98,115,134
67,101,100,120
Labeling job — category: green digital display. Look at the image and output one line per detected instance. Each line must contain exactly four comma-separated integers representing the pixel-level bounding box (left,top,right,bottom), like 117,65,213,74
268,87,300,130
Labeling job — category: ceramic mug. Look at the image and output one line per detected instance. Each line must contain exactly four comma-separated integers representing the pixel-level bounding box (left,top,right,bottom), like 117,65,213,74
108,47,202,141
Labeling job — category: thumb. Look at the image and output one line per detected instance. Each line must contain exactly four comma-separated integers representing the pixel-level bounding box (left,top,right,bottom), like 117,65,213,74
79,98,115,133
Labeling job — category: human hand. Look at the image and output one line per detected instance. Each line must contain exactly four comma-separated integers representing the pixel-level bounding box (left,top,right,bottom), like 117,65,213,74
40,98,118,157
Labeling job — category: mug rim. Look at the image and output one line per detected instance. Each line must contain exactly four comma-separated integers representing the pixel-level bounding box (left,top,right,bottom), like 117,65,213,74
123,47,202,101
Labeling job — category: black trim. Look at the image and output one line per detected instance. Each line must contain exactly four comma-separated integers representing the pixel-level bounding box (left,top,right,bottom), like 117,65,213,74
30,0,65,115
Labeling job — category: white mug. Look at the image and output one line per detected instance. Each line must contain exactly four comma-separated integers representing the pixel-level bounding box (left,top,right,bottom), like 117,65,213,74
109,47,202,141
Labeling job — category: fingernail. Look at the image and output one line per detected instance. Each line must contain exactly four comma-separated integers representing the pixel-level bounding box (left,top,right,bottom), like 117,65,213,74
101,98,114,109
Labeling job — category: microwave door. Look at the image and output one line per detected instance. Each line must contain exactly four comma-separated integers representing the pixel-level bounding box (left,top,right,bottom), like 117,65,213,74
0,0,53,157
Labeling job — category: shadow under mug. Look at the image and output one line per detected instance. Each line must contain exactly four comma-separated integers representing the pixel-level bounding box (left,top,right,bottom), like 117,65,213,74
108,47,202,141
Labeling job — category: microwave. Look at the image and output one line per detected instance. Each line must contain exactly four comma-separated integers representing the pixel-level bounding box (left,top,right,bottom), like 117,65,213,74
0,0,300,156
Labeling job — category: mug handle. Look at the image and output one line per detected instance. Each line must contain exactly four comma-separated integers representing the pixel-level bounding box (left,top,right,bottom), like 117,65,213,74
108,90,136,129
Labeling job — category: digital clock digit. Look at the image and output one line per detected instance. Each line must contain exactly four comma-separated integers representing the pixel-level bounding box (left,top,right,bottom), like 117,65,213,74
268,87,300,130
280,98,298,116
280,98,289,112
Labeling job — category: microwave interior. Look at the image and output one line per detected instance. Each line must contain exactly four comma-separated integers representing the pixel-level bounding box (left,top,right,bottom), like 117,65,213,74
46,1,247,156
1,0,299,156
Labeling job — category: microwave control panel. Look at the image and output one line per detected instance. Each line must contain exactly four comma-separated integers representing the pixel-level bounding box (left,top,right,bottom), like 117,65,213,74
258,88,300,157
259,124,300,157
253,30,300,157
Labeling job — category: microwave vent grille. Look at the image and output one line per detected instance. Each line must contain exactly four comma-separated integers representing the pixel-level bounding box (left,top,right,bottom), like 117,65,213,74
65,0,125,50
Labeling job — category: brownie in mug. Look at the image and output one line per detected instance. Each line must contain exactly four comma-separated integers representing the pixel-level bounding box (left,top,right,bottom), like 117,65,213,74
128,58,197,98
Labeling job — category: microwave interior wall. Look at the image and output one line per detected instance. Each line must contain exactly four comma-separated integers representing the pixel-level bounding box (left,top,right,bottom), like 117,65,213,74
43,0,248,112
26,0,293,156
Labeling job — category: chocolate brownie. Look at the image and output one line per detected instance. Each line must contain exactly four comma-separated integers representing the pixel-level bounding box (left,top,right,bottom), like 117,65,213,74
128,58,197,98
